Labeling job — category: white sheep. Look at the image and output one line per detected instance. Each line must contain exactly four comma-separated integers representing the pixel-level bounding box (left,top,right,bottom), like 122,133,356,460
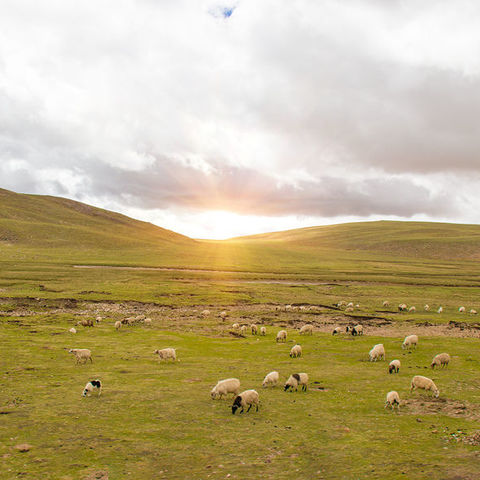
346,302,354,308
82,379,102,397
336,301,346,308
369,344,385,362
290,344,302,358
352,324,363,336
219,311,228,320
262,371,279,388
240,325,248,335
154,348,177,361
437,306,443,314
144,318,152,325
232,323,240,330
430,353,451,369
458,306,466,313
114,321,122,331
385,391,400,410
260,326,266,336
69,327,77,334
201,309,210,318
410,375,439,398
345,307,354,313
284,373,309,392
251,324,258,335
299,324,313,335
408,306,416,313
95,316,102,323
470,309,478,315
285,305,293,311
382,301,390,307
332,326,342,335
276,330,287,343
210,378,241,399
424,304,430,311
231,389,259,414
398,304,407,312
388,359,401,374
68,348,92,364
402,334,418,350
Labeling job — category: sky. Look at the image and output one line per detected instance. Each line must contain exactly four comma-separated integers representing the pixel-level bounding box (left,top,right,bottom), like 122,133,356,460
1,1,480,239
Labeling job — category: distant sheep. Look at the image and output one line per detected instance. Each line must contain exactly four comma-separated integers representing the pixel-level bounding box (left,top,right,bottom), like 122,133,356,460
345,307,354,313
251,324,258,335
262,371,279,388
385,391,400,410
402,334,418,350
232,323,240,330
388,359,401,374
260,326,266,336
346,302,354,308
424,304,430,311
408,306,416,313
77,318,94,327
68,348,92,364
382,301,390,307
211,378,240,399
219,311,228,320
154,348,176,361
240,325,248,335
232,390,259,414
284,373,309,392
351,324,363,336
69,327,77,334
470,309,478,315
290,345,302,358
144,318,152,325
410,375,439,398
437,306,443,314
332,326,342,335
369,344,385,362
458,306,466,313
82,379,102,397
95,316,102,323
336,301,346,308
201,310,210,318
299,324,313,335
430,353,451,369
398,304,407,312
114,321,122,331
276,330,287,343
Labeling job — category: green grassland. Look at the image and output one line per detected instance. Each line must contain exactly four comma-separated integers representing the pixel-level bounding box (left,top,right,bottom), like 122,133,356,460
2,188,480,479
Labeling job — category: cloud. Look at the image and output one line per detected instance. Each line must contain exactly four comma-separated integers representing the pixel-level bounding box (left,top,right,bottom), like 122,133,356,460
0,0,479,237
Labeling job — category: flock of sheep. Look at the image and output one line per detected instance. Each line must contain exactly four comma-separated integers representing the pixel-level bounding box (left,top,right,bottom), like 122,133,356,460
68,299,456,414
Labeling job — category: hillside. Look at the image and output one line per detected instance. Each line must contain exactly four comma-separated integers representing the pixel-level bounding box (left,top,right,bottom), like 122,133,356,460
0,188,193,249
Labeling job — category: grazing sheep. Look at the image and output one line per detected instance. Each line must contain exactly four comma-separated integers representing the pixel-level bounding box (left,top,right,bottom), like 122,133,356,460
251,324,258,335
382,301,390,307
231,389,259,414
201,310,211,318
410,375,439,398
154,348,177,362
437,306,443,314
219,311,228,320
388,359,401,374
284,373,309,392
68,348,92,364
458,306,466,313
285,305,293,311
114,321,122,331
69,327,77,334
398,304,407,312
135,314,146,322
470,309,478,315
424,304,430,311
262,371,279,388
369,344,385,362
332,326,342,335
351,324,363,336
336,301,346,308
144,318,152,325
402,334,418,350
299,324,313,335
346,302,354,308
430,353,451,369
211,378,241,399
385,391,400,410
77,318,94,327
232,323,240,330
240,325,248,335
260,326,267,336
345,307,354,313
82,379,102,397
121,317,133,325
276,330,287,343
290,345,302,358
95,316,102,323
408,306,416,313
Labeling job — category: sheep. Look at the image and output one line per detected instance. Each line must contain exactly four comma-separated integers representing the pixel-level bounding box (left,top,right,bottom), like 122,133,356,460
437,306,443,314
276,330,287,343
290,345,302,358
351,324,363,336
402,334,418,350
332,326,342,335
114,320,122,331
299,324,313,335
388,359,401,374
345,307,354,313
68,348,92,364
231,390,259,414
284,373,309,392
260,326,266,336
232,323,240,330
77,318,94,327
154,348,176,362
346,302,354,308
240,325,248,335
385,391,400,410
430,353,451,369
382,300,390,307
336,300,346,308
470,309,478,315
201,309,210,318
398,304,407,312
424,304,430,311
82,379,102,397
408,306,416,313
95,316,102,323
369,344,385,362
410,375,439,398
262,371,279,388
135,314,146,322
458,306,466,313
144,318,152,325
210,378,241,399
219,311,228,320
251,324,258,335
285,305,293,311
69,327,77,334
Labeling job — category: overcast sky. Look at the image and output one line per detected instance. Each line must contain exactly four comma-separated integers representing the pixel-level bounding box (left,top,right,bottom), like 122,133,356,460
1,0,480,238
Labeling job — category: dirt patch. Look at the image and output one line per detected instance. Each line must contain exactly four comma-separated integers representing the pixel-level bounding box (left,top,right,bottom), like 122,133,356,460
463,431,480,446
402,397,480,420
83,470,108,480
